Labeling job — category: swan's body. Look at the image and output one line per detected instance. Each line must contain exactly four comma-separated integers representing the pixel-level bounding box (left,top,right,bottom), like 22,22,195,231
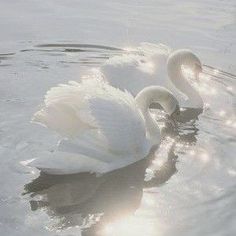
28,79,179,175
100,43,203,109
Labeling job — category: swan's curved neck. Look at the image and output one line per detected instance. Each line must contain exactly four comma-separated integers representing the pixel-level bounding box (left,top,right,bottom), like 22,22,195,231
167,52,203,108
135,94,160,144
135,86,177,144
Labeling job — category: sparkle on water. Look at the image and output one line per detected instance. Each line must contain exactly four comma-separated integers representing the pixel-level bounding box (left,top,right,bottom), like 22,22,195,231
102,216,156,236
1,1,236,235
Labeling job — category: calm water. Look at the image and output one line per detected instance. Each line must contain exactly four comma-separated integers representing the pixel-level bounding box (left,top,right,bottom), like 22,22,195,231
0,1,236,236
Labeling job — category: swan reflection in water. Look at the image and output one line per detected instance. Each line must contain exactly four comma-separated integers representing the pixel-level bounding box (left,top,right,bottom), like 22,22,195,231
24,114,199,236
24,152,176,236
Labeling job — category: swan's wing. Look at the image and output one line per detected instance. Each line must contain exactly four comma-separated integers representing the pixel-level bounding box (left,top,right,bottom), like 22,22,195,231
100,54,157,95
100,54,140,85
26,151,111,174
32,81,94,137
138,42,172,57
26,147,146,174
138,42,172,87
33,79,148,156
88,90,147,155
100,43,171,94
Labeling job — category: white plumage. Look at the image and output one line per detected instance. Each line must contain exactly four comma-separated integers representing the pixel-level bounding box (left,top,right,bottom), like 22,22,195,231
30,80,149,174
29,79,179,175
100,42,203,108
100,43,169,95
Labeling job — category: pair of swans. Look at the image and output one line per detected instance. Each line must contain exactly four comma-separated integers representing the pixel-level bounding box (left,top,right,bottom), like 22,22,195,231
28,43,203,174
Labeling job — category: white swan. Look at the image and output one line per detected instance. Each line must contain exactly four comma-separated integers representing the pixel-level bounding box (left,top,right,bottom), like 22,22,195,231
100,43,203,109
28,79,179,175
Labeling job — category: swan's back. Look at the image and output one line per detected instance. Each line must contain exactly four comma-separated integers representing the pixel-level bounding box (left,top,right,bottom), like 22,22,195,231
100,43,171,95
31,79,150,174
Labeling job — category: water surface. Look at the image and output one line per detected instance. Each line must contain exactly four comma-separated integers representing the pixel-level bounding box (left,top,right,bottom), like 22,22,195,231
0,1,235,236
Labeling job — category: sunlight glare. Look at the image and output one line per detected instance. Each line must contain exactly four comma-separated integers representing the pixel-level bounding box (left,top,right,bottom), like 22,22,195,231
226,86,233,92
199,73,211,80
143,193,156,207
225,119,233,125
102,216,155,236
152,158,165,167
140,61,155,73
204,103,210,109
123,47,136,52
182,66,195,79
200,152,210,163
210,88,217,95
158,123,166,129
224,117,236,128
227,168,236,177
219,110,226,117
213,69,219,75
103,225,113,235
189,150,196,156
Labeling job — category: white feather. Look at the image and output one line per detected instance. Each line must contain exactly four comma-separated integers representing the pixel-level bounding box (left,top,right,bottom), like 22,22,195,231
30,79,151,174
100,42,203,108
100,43,171,96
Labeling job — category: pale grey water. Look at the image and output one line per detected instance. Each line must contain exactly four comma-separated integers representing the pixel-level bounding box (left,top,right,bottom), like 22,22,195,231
0,1,236,236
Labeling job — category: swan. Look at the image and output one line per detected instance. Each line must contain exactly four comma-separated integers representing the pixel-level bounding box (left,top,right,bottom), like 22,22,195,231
100,43,203,109
27,79,179,175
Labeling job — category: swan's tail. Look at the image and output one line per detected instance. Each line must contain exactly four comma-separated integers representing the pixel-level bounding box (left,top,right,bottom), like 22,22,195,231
24,133,120,174
57,132,115,163
26,151,110,175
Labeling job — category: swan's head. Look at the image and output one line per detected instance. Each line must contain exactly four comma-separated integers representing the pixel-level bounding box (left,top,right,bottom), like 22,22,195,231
168,49,202,81
136,86,180,116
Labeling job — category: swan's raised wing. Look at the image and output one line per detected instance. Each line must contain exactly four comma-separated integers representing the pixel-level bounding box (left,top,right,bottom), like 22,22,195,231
100,43,172,95
100,53,158,95
88,89,147,155
32,81,93,137
32,79,148,156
